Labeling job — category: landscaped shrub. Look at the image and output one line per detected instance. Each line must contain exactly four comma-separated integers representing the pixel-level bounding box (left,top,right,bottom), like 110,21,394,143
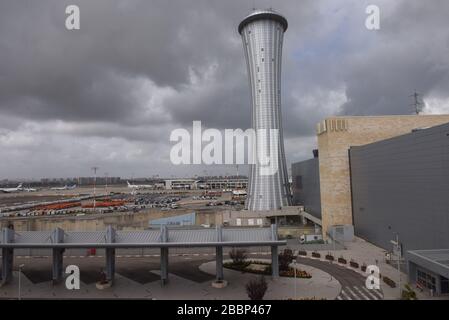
338,256,347,264
311,251,321,258
229,248,247,266
278,248,294,271
361,263,367,272
225,260,312,279
383,276,396,288
246,276,268,300
349,260,359,268
280,269,312,278
297,250,307,256
325,253,334,261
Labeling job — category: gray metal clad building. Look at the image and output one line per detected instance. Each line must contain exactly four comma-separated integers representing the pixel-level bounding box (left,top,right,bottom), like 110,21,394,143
239,9,291,211
292,157,322,219
349,122,449,253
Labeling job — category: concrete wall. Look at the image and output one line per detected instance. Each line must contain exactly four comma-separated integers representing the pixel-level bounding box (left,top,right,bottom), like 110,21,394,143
350,122,449,252
316,114,449,239
291,158,321,219
0,209,219,231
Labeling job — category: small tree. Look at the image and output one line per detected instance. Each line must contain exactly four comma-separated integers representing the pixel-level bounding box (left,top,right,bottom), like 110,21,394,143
401,284,418,300
278,248,294,271
229,248,247,266
246,276,268,300
98,269,108,284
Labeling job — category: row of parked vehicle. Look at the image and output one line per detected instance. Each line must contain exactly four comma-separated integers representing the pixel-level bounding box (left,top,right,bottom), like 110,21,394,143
0,204,136,218
134,194,182,210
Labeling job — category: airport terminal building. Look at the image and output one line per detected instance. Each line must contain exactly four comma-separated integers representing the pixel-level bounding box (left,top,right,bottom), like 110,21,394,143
292,116,449,295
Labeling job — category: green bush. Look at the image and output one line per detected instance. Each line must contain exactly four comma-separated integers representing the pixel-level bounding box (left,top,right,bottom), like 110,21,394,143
229,248,247,266
278,248,294,271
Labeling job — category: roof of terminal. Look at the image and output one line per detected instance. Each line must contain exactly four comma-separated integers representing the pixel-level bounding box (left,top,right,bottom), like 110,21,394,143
408,249,449,268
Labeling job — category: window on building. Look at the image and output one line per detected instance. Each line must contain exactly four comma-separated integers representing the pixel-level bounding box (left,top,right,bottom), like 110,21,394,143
248,219,254,226
417,269,437,292
236,218,242,226
257,219,263,226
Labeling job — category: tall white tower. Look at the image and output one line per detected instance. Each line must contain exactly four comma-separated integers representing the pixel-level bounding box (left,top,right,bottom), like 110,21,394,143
239,9,291,211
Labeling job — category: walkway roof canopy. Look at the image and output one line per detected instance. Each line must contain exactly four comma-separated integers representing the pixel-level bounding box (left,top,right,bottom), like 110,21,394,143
0,226,285,249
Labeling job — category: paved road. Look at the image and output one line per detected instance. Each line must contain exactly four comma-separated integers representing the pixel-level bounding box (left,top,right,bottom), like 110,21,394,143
295,257,383,300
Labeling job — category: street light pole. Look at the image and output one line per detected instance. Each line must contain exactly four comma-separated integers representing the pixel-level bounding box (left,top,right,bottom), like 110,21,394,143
18,264,24,300
293,259,297,300
104,172,109,196
391,233,402,297
396,234,402,296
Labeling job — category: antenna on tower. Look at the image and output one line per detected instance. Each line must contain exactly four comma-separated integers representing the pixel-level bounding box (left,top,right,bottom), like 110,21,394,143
410,90,424,115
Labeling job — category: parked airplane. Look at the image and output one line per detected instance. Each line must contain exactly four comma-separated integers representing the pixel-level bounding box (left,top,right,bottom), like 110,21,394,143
0,183,23,193
23,186,37,192
50,184,77,191
127,181,154,190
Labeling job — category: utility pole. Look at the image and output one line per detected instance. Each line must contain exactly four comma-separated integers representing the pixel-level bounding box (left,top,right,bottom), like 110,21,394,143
410,90,424,115
18,264,25,300
91,166,99,212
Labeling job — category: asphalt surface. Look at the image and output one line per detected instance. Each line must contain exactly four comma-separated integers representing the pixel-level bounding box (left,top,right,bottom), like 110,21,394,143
9,256,215,285
295,257,384,300
2,254,383,299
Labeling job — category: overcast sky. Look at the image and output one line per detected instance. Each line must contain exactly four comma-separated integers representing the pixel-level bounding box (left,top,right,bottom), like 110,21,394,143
1,0,449,180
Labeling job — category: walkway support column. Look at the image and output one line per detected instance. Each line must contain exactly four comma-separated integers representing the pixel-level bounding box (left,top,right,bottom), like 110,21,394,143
1,227,14,285
51,228,65,283
271,224,279,278
160,225,169,285
105,226,116,283
216,225,223,281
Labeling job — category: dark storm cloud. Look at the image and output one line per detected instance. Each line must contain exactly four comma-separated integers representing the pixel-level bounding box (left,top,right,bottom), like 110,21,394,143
0,0,449,178
0,0,317,128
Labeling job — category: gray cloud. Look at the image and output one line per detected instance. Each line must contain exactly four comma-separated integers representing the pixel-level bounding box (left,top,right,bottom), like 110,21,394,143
0,0,449,179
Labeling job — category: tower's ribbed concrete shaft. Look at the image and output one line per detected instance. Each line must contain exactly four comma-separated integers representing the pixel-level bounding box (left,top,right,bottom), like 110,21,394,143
239,9,292,211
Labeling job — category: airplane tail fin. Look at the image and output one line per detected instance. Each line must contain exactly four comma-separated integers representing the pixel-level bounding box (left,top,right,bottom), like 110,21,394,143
17,183,23,188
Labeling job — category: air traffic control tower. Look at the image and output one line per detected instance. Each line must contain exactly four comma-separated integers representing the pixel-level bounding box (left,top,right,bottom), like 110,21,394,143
239,9,292,211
